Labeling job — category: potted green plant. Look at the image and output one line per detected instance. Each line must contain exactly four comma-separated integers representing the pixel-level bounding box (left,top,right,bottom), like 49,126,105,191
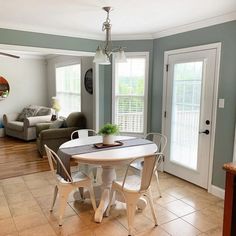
99,123,119,145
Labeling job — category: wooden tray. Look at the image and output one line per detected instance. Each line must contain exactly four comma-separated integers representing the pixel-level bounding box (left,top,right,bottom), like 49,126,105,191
93,141,123,149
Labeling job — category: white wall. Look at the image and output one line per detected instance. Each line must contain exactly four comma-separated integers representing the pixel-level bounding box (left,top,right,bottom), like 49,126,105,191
81,57,94,129
0,56,47,121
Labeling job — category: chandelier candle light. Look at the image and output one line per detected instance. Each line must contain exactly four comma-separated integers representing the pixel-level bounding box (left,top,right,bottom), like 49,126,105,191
93,7,127,65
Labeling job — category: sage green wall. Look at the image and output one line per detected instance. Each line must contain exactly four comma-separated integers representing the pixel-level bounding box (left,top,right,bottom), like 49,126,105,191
101,40,154,128
0,28,100,52
153,20,236,188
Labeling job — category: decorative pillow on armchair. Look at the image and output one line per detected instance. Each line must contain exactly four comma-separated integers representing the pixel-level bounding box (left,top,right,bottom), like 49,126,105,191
16,108,37,122
49,119,64,129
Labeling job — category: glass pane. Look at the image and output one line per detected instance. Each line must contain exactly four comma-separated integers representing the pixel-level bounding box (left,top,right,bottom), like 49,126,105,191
56,64,81,117
170,61,203,170
115,58,145,96
115,96,144,133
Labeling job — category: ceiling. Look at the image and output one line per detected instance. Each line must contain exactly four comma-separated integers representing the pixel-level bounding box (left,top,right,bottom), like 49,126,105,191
0,0,236,40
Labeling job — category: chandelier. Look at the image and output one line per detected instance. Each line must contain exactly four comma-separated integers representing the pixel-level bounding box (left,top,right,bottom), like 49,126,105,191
93,7,127,65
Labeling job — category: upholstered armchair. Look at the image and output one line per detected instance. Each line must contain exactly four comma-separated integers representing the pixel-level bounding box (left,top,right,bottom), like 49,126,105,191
3,105,52,141
36,112,86,156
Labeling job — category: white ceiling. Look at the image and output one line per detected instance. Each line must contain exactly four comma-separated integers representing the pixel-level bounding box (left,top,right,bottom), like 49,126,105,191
0,0,236,40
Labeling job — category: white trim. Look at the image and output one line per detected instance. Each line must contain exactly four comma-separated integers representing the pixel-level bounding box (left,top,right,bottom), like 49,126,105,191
153,11,236,39
93,63,100,131
0,11,235,41
112,52,149,135
209,185,225,199
162,43,221,192
0,44,95,57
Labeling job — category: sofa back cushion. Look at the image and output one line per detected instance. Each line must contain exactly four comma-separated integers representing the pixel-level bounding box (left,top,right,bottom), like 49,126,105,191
16,107,37,121
36,107,52,116
65,112,86,128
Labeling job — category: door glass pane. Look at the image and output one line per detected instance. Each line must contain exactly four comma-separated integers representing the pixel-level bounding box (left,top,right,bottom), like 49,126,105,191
170,61,203,170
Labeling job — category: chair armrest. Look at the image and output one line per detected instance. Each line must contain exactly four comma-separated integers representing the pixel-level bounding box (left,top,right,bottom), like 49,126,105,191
39,127,77,140
36,123,51,136
3,113,19,125
24,115,52,127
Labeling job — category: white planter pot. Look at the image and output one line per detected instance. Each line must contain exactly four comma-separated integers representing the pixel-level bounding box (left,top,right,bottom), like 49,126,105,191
103,135,115,145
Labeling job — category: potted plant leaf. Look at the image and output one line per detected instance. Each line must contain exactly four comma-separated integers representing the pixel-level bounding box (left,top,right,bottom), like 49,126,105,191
98,123,119,145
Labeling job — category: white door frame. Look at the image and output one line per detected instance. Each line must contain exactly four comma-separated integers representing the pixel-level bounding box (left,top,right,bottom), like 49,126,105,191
161,42,221,192
0,43,99,131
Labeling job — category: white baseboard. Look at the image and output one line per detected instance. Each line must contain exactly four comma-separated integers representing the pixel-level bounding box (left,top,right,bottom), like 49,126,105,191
209,185,225,199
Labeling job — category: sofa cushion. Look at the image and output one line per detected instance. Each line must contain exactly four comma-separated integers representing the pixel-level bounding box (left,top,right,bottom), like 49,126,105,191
16,108,37,122
36,107,51,116
7,121,24,131
49,119,64,129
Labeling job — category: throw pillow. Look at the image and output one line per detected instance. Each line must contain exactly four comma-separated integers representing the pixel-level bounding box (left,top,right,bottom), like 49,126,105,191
49,119,64,129
36,107,51,116
16,108,37,122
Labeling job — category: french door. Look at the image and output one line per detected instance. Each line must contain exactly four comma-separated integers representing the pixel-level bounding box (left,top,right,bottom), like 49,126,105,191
163,48,218,188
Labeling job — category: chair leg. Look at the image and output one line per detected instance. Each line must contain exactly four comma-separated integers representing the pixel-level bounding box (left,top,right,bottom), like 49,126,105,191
154,169,162,197
87,184,97,211
50,185,58,212
79,187,84,200
145,189,158,226
92,167,98,183
125,194,139,236
58,187,70,226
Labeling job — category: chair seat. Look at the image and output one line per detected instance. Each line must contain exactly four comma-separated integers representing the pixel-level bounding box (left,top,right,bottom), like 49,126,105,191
114,175,141,192
56,171,89,184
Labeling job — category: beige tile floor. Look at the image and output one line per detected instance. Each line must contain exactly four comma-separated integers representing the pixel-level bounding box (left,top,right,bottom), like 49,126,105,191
0,169,224,236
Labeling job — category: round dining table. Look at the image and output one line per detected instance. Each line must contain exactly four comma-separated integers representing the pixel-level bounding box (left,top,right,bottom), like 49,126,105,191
59,135,157,223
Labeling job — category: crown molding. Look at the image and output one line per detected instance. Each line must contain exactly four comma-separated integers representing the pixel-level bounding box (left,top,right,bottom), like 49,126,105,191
111,34,154,40
153,11,236,39
0,11,235,41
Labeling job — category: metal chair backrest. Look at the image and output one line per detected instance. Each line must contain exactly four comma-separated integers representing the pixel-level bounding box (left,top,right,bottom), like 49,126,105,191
44,145,73,183
145,133,167,153
122,154,159,192
71,129,97,140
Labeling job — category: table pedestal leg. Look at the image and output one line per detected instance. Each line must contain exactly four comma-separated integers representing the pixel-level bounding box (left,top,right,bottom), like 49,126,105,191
94,166,116,223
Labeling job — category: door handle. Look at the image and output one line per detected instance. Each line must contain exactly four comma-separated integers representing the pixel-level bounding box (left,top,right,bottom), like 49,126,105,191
199,129,209,135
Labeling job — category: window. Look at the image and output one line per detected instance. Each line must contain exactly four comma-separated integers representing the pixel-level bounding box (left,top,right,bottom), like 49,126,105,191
56,63,81,117
112,52,149,134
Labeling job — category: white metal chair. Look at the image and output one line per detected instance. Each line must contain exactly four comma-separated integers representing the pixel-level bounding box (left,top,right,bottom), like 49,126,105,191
106,154,160,236
44,145,97,226
70,129,97,140
131,133,167,197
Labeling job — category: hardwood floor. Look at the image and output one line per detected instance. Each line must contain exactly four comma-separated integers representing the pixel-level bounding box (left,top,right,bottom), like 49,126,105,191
0,136,50,179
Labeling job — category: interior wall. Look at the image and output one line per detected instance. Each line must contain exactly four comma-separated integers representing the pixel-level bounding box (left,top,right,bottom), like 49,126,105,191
81,57,94,129
0,56,47,121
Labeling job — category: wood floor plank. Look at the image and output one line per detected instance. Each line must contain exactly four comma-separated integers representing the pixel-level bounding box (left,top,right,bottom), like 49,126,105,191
0,137,50,179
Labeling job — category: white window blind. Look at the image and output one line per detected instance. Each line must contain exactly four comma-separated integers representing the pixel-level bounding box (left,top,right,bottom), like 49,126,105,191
56,63,81,117
113,53,148,134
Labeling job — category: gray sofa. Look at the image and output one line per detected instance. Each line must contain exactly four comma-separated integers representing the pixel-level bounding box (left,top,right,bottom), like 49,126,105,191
36,112,86,156
3,105,53,141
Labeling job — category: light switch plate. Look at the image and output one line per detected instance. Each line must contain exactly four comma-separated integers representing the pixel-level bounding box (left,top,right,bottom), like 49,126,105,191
219,99,225,108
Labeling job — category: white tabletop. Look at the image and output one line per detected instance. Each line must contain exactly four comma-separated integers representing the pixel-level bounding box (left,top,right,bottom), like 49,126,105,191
59,135,158,166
